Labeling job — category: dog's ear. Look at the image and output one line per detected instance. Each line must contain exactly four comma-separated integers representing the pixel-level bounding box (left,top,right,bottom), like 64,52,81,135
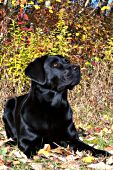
25,55,47,85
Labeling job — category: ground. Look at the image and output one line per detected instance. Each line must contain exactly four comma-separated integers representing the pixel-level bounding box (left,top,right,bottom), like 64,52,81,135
0,84,113,169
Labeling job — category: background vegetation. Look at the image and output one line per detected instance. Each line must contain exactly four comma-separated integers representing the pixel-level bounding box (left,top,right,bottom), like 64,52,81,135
0,0,113,169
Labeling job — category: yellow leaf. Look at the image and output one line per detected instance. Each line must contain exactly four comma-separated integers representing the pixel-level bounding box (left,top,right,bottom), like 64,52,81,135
34,5,40,9
49,9,53,13
85,61,92,67
111,125,113,130
28,1,34,5
57,35,63,40
87,124,92,129
95,57,99,62
56,0,61,2
82,35,87,41
20,4,24,7
38,0,43,2
73,45,78,48
48,6,52,9
101,6,110,11
103,127,108,133
76,24,81,28
103,115,109,120
38,149,50,157
76,33,80,36
13,161,21,165
38,144,51,157
12,0,16,5
85,137,98,145
83,27,87,31
82,156,95,163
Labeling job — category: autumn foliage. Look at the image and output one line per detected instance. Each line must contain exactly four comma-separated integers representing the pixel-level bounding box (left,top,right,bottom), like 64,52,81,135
0,1,113,169
0,1,112,118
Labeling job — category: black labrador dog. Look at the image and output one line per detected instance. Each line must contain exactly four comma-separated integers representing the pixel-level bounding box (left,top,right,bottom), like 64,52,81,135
3,54,110,158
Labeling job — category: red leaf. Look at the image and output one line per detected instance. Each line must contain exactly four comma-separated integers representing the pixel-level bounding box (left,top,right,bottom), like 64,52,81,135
18,21,25,25
95,127,102,133
20,27,32,31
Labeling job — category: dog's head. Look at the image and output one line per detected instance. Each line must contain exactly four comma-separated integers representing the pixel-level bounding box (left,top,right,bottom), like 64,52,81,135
25,55,81,91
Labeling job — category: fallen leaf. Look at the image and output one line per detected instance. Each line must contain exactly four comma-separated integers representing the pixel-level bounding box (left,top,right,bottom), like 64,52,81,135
95,127,102,133
66,154,79,161
34,5,40,10
61,160,80,169
23,14,29,21
43,144,51,152
105,146,113,154
76,32,80,36
56,0,61,2
87,124,92,129
101,6,110,11
0,131,7,138
105,146,113,151
38,144,51,157
30,163,43,170
82,156,95,163
12,150,22,158
38,149,50,157
52,146,73,156
85,136,98,145
19,158,28,163
0,156,4,166
13,160,20,165
106,156,113,165
0,140,5,147
103,115,109,120
111,125,113,131
88,162,113,170
102,127,109,133
76,150,83,157
49,9,53,13
0,148,8,156
0,165,9,170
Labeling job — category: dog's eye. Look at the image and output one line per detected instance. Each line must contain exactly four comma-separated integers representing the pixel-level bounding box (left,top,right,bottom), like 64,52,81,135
52,63,61,68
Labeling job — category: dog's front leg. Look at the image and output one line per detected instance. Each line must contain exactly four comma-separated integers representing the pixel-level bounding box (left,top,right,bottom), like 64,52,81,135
17,118,42,158
67,122,110,157
70,138,110,157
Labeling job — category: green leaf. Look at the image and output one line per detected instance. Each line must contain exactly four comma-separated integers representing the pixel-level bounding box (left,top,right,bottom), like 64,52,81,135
0,148,8,156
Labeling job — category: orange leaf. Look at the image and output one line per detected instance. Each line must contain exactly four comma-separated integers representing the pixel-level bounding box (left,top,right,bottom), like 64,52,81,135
23,14,29,21
43,144,51,152
21,0,27,5
0,156,4,166
105,146,113,151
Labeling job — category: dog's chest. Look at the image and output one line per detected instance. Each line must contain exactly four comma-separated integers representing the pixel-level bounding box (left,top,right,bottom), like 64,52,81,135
24,108,66,136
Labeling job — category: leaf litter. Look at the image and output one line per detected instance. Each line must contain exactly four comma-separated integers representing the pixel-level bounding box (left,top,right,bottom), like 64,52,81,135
0,124,113,170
